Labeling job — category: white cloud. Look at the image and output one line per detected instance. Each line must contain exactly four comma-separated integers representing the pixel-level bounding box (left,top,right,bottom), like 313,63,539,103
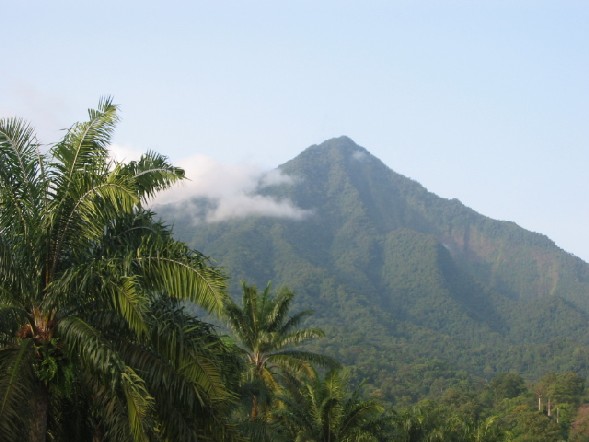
259,168,296,187
208,194,309,222
145,153,309,223
109,143,144,163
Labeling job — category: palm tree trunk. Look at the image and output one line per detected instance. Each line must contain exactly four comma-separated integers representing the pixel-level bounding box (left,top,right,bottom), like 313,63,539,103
29,382,49,442
93,425,104,442
251,394,258,420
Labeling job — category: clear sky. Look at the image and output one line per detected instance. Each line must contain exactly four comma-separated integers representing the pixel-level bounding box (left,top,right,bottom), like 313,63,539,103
2,1,589,260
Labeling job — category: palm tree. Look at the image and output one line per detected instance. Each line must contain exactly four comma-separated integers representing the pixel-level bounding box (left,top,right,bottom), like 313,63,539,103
0,98,237,441
223,281,335,422
273,368,386,442
393,402,446,442
469,416,508,442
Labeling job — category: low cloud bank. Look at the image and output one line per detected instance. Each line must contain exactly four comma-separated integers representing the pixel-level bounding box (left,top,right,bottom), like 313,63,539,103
109,145,309,223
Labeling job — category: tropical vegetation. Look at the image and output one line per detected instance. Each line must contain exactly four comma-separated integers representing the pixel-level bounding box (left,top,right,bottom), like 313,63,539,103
171,136,589,409
3,103,589,441
0,99,238,441
273,368,387,441
222,282,337,438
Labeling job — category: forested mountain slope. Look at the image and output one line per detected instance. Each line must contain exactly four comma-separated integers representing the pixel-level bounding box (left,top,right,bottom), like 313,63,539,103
164,136,589,404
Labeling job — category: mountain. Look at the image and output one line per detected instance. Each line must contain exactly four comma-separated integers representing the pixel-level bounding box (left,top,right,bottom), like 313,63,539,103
164,136,589,405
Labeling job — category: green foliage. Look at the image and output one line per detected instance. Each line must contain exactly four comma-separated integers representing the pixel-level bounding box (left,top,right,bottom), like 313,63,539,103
272,368,387,441
490,373,528,402
535,372,585,406
381,370,589,441
0,100,239,441
502,405,563,441
223,281,337,426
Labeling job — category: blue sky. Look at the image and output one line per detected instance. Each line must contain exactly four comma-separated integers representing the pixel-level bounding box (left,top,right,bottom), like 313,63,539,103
2,1,589,260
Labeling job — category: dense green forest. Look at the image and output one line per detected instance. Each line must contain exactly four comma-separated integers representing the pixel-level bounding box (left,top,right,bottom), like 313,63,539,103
2,103,589,440
166,137,589,439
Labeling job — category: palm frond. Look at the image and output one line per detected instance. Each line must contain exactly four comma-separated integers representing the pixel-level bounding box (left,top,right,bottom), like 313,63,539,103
138,253,227,313
49,171,138,274
273,368,384,442
242,282,260,337
266,286,294,332
58,316,124,384
339,398,384,439
0,234,38,306
59,317,161,440
72,170,138,232
148,299,237,403
43,253,129,317
224,301,250,345
0,117,44,240
41,258,102,314
110,276,149,338
276,309,313,336
0,304,29,343
259,366,281,392
83,373,135,442
274,327,325,350
116,301,240,441
119,342,212,440
224,280,334,423
121,367,154,442
118,150,185,201
51,97,117,184
0,340,36,440
268,350,340,372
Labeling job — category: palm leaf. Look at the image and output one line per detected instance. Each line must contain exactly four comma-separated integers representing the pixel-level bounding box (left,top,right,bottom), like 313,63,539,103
138,253,227,313
121,367,155,442
147,300,235,403
116,301,240,441
0,117,44,239
276,309,313,336
58,316,124,385
119,150,185,201
274,327,325,349
0,304,29,343
83,373,135,442
120,342,207,440
50,97,117,185
60,317,160,440
268,350,339,371
49,171,138,275
110,276,149,338
224,301,250,345
224,281,335,424
266,286,294,332
0,234,38,306
0,340,36,440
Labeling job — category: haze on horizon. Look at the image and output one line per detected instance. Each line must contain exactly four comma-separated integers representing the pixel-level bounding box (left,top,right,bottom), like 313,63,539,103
2,1,588,261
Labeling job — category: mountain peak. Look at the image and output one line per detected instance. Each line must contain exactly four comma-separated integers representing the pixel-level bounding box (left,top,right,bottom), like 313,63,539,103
311,136,369,154
281,136,376,172
318,135,358,146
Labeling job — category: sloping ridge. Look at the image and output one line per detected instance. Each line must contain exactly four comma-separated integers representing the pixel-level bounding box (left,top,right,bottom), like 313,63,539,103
171,136,589,403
